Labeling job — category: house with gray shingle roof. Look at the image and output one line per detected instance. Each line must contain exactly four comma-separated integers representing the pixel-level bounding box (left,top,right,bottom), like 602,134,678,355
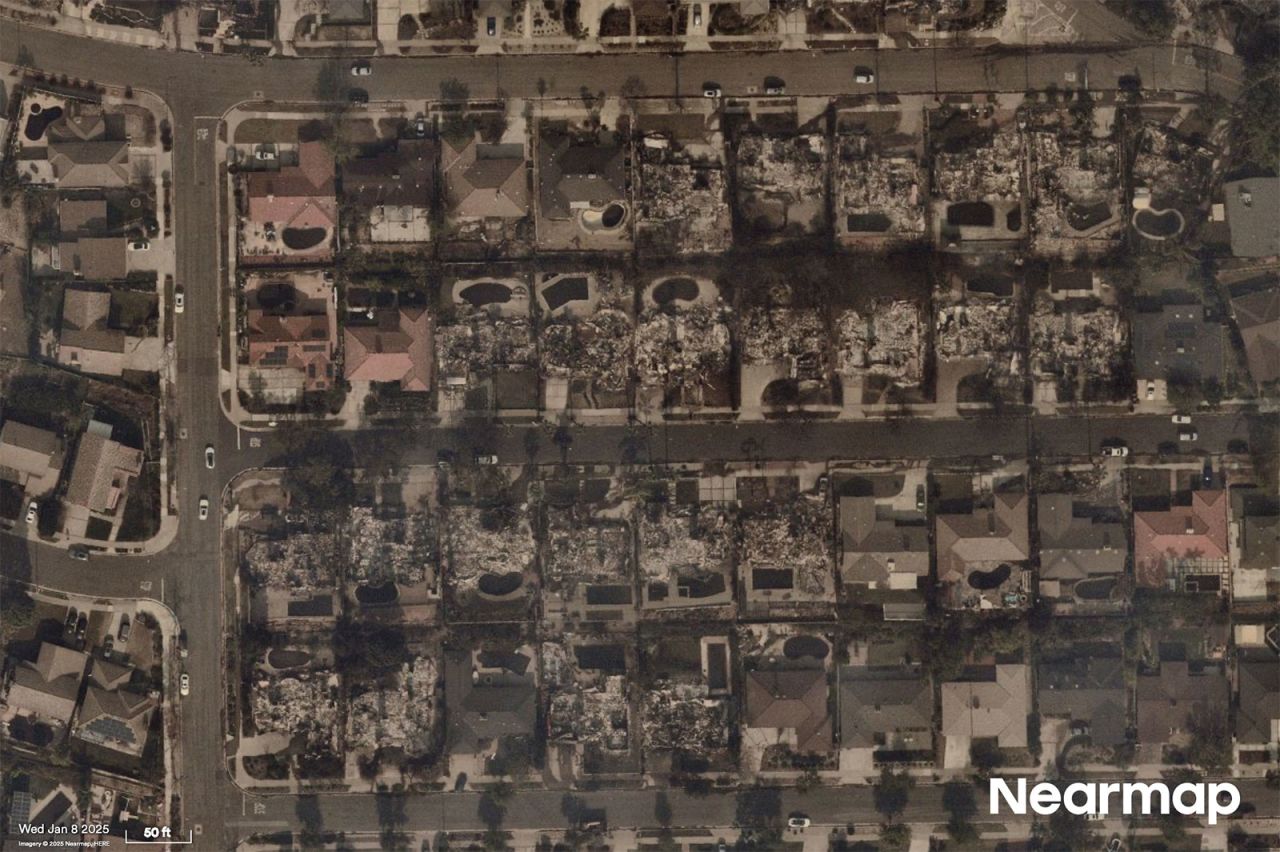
838,494,929,619
1037,654,1128,748
0,420,64,498
442,134,528,220
837,664,933,761
940,664,1030,766
445,645,538,757
1037,492,1126,606
1235,653,1279,761
1224,178,1280,257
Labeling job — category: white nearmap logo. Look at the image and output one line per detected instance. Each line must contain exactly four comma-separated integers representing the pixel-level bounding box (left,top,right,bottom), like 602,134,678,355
990,778,1241,825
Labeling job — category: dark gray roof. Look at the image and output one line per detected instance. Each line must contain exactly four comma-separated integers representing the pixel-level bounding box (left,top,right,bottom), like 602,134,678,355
445,651,536,752
837,665,932,749
341,140,437,209
1037,656,1128,747
1131,305,1226,382
538,127,626,220
1236,657,1280,745
1240,515,1279,573
1224,178,1280,257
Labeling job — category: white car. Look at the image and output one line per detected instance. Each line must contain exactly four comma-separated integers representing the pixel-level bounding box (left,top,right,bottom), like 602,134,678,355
703,85,722,98
692,3,702,26
854,67,875,84
1179,430,1198,442
25,500,38,524
1171,414,1192,424
128,239,150,252
174,289,184,314
205,445,216,469
1145,382,1156,400
180,673,190,697
787,816,811,830
1103,446,1129,457
350,61,371,76
198,497,210,521
255,147,277,161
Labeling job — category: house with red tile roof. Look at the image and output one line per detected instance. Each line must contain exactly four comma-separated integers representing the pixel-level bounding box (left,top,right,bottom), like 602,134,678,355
343,307,433,392
244,141,337,260
246,312,335,394
1133,490,1229,593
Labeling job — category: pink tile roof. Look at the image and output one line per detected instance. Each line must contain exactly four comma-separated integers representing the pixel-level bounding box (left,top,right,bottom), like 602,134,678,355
343,307,433,391
245,140,337,229
1133,490,1229,589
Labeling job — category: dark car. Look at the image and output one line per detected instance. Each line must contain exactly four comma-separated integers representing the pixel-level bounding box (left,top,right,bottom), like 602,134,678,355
1202,461,1213,486
486,16,496,35
75,614,88,641
348,88,369,105
64,607,78,632
118,615,131,642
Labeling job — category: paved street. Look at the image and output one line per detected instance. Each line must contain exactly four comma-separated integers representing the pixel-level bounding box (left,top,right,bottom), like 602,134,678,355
0,18,1264,849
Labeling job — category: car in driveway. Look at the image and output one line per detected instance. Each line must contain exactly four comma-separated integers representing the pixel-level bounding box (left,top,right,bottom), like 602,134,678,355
350,60,371,76
180,673,190,697
486,16,496,35
692,3,702,26
65,607,78,633
853,67,875,83
118,615,131,642
25,500,37,524
198,497,210,521
702,82,722,98
205,445,216,469
174,288,184,314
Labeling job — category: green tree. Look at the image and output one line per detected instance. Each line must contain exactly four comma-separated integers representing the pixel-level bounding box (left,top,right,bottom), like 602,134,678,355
878,822,911,850
1042,809,1095,851
1186,706,1232,773
439,78,470,104
873,768,914,822
943,781,979,843
333,619,409,677
0,581,35,643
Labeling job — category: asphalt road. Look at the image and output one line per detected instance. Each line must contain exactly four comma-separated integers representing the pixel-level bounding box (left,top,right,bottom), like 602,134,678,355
0,18,1261,849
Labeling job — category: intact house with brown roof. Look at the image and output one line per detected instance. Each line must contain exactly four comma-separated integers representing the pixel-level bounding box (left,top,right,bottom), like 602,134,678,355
58,198,110,234
1037,492,1127,610
837,663,933,768
71,659,156,758
740,669,833,772
441,133,529,224
1133,490,1229,594
343,307,433,394
1135,661,1229,755
56,236,128,280
940,664,1031,769
242,140,337,262
57,287,125,376
44,105,131,189
1037,652,1128,751
837,487,929,621
241,270,338,405
935,482,1030,611
1229,282,1280,388
61,419,143,540
340,139,437,244
0,420,65,499
1,642,89,733
536,124,629,249
1235,652,1279,763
